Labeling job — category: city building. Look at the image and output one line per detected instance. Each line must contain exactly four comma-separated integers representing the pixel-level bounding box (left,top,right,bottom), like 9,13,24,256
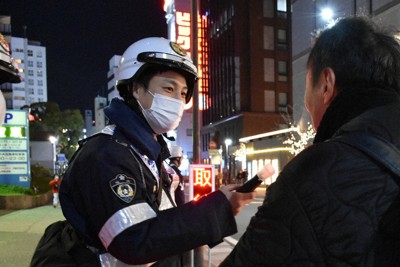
292,0,400,129
0,15,48,110
106,55,121,102
159,0,295,181
198,0,293,179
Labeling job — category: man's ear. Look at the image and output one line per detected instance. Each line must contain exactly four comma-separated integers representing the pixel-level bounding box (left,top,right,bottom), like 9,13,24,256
321,67,337,105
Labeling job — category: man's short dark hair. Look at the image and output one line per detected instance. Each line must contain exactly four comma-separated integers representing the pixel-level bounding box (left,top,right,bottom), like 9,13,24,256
307,16,400,93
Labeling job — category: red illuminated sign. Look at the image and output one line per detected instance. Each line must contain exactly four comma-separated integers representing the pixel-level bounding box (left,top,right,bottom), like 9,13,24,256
173,1,209,111
189,165,215,201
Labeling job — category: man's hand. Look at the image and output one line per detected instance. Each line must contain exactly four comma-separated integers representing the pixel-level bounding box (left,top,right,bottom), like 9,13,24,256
219,184,256,216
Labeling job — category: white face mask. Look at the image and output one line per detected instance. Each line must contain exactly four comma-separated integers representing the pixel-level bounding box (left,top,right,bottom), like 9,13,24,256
138,91,185,134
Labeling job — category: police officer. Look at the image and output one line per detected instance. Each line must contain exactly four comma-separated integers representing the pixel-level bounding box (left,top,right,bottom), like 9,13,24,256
167,145,185,206
0,32,21,124
59,37,255,266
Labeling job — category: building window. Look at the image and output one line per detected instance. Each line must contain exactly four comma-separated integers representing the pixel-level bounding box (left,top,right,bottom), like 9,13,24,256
277,29,287,50
263,0,274,18
37,51,42,58
264,58,275,82
37,61,42,68
278,92,288,112
277,0,287,18
28,70,34,76
28,61,34,67
263,26,274,50
278,61,288,82
38,88,44,95
29,88,34,95
38,80,43,86
264,90,275,112
37,70,43,77
28,79,34,85
28,50,33,56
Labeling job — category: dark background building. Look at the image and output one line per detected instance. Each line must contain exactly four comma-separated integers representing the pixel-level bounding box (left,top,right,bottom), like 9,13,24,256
199,0,292,179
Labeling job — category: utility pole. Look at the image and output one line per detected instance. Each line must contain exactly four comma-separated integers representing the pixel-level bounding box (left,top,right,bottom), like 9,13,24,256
192,0,200,165
191,1,206,266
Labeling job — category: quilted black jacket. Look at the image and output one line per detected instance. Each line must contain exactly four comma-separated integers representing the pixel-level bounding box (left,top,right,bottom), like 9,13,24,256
221,89,400,266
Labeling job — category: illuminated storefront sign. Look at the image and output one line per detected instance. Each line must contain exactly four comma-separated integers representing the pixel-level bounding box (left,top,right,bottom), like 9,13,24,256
189,164,215,201
173,0,209,110
0,110,30,187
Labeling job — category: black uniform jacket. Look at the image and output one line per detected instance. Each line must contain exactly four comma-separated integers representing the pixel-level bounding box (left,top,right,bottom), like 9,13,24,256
222,88,400,266
60,98,237,265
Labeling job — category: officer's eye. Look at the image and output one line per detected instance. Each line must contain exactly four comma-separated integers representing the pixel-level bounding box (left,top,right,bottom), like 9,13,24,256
181,91,188,99
163,87,174,93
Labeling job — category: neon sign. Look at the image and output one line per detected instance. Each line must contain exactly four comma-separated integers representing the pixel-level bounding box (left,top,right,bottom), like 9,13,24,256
174,6,209,111
189,164,215,201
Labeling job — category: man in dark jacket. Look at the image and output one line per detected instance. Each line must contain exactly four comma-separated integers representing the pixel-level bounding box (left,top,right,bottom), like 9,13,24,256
221,16,400,266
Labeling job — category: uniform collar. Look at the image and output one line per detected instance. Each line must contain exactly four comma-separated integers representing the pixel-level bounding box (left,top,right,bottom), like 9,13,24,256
104,98,163,161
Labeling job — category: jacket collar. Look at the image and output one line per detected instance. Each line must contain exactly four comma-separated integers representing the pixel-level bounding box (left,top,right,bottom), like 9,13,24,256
314,88,400,144
104,98,168,161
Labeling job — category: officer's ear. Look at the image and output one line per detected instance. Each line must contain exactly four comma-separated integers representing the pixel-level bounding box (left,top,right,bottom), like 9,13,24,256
132,82,145,100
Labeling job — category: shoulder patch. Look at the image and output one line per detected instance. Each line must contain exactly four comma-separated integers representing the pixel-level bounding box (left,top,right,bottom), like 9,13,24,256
110,174,136,203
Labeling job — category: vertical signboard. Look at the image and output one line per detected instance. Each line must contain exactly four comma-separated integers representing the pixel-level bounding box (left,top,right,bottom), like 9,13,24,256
0,110,30,187
189,164,215,201
174,0,209,110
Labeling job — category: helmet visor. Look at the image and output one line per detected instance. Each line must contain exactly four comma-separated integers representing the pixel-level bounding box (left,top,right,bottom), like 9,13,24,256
137,52,197,79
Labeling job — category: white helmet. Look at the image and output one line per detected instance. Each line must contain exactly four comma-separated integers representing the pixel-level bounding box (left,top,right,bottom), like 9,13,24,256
116,37,197,103
169,145,184,158
0,33,20,84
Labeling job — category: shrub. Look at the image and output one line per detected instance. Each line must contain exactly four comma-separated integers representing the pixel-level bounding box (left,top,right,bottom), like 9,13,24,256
30,164,53,194
0,184,31,195
0,165,53,195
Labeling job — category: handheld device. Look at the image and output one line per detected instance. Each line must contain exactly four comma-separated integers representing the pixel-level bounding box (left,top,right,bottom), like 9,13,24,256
236,164,275,193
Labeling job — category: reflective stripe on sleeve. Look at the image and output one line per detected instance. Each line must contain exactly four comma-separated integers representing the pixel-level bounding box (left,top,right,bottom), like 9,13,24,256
99,202,157,249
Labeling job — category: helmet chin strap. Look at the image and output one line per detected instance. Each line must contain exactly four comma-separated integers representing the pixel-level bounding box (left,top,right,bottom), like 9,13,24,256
162,133,175,141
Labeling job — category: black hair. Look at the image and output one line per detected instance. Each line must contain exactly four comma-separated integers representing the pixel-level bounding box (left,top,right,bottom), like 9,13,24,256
308,16,400,93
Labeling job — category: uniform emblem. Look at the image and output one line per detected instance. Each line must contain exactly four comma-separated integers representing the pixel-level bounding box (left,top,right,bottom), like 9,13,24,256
110,174,136,203
170,42,187,56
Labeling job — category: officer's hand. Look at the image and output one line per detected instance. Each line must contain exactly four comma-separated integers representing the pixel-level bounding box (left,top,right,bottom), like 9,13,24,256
219,185,256,216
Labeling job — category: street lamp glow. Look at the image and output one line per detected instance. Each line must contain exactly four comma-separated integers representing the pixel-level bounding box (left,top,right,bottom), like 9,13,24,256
49,136,57,174
224,138,233,183
321,8,333,21
49,136,57,144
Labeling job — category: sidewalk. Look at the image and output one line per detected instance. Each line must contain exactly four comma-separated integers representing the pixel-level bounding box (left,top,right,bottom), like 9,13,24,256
0,205,65,267
0,205,233,267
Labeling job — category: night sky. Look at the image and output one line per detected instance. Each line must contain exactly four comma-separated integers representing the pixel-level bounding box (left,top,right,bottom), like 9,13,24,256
0,0,168,112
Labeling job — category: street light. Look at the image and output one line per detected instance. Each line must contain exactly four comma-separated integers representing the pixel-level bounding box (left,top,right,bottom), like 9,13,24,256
320,7,336,28
320,8,333,21
224,138,232,184
49,136,57,174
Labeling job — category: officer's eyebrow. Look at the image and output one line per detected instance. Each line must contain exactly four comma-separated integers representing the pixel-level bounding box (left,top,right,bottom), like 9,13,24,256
160,77,188,89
